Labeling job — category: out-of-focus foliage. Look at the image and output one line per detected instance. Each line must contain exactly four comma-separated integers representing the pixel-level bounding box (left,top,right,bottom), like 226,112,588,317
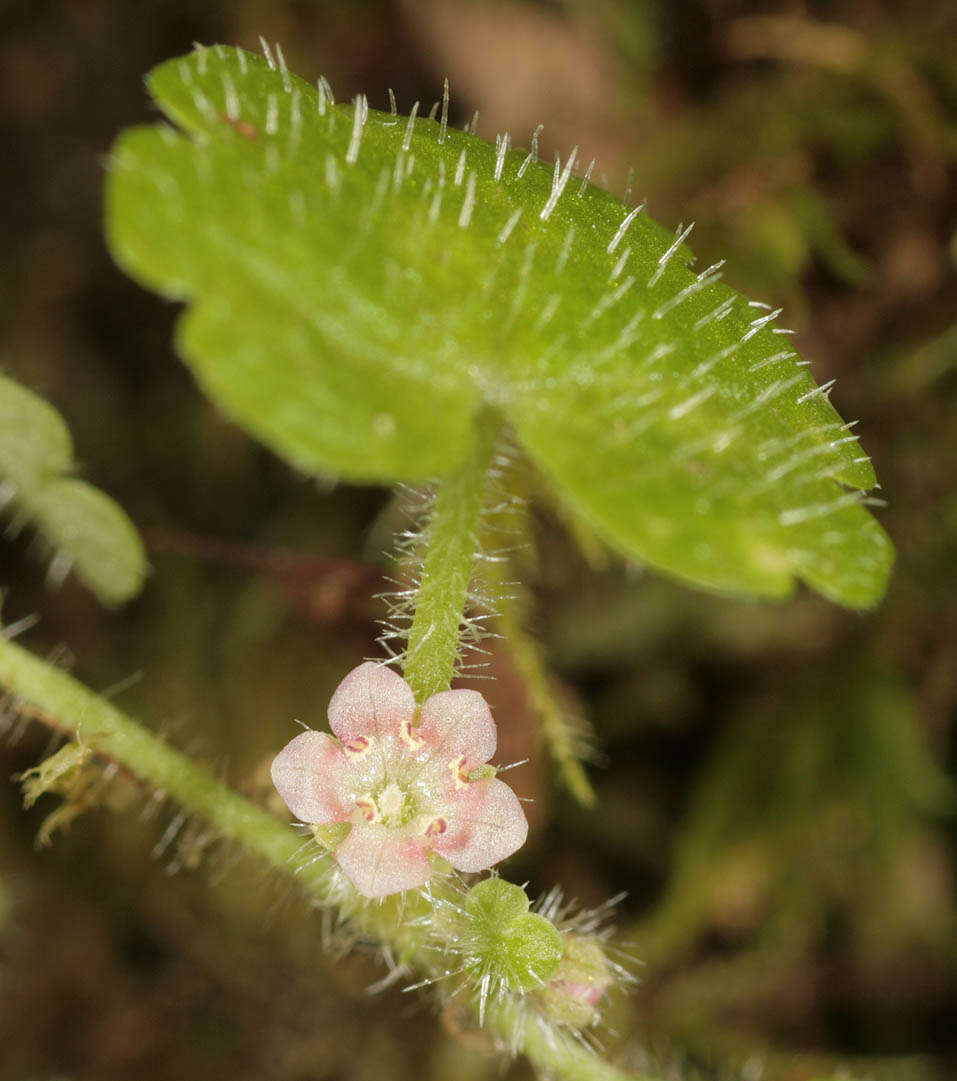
641,668,954,962
1,1,955,1080
0,374,147,603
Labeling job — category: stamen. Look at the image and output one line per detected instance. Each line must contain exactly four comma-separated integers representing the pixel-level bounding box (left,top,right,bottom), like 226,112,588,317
424,817,448,837
448,755,470,789
343,735,372,759
400,719,425,749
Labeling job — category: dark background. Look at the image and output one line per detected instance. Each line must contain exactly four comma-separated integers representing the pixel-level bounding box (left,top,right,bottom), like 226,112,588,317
1,2,955,1079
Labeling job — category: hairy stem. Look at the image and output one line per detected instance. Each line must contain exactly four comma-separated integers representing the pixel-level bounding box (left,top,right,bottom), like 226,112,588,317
505,1002,656,1081
0,635,326,889
403,408,502,702
0,633,645,1081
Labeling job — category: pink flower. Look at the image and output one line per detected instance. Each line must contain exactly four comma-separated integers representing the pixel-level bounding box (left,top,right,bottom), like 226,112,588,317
271,662,529,898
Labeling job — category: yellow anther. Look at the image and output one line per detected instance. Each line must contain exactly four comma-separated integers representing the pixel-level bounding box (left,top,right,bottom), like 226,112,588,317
448,755,470,789
355,793,379,822
399,719,425,749
424,816,448,837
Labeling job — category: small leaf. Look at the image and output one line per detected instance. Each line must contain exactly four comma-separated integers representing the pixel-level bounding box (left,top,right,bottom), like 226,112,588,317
17,739,140,847
503,914,565,991
465,879,563,990
19,742,92,809
0,374,147,605
0,372,73,488
29,480,147,606
105,45,892,608
466,876,532,927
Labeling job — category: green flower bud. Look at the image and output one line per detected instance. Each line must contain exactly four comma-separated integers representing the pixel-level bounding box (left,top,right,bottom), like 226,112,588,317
464,879,563,993
535,935,611,1028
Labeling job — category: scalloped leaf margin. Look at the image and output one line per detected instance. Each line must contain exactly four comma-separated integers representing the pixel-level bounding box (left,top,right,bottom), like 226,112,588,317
105,43,892,608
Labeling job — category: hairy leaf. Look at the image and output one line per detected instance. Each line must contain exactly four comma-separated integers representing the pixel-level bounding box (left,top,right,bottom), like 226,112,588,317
0,374,147,605
0,371,73,488
106,44,892,607
464,878,564,991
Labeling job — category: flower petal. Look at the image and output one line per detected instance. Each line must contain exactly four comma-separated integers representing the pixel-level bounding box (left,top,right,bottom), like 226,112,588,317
327,661,416,742
335,823,433,898
270,730,352,823
433,777,528,873
416,689,497,767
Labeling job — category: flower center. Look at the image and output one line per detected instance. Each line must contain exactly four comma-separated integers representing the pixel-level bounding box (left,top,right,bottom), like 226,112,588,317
354,780,416,827
378,781,407,825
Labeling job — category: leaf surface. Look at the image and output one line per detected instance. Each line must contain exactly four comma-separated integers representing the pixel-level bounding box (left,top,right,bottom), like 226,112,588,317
0,374,147,605
106,45,892,606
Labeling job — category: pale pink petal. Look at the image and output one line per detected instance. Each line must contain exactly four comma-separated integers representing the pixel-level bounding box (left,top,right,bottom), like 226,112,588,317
327,662,416,742
416,689,497,768
271,731,352,823
432,777,528,873
335,823,433,898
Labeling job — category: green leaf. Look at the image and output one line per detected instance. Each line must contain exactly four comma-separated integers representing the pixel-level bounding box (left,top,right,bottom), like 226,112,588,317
28,480,147,606
0,374,147,605
0,371,73,488
464,879,564,991
466,877,532,928
105,44,892,607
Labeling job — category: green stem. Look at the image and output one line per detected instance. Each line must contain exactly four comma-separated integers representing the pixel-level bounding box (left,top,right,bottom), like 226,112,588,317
0,635,327,891
503,1002,656,1081
403,409,502,702
0,633,647,1081
496,587,597,808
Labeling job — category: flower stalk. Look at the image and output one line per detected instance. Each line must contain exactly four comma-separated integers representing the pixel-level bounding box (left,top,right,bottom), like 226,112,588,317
402,407,503,702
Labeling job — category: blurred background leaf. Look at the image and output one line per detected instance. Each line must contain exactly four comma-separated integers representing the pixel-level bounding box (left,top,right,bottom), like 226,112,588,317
0,373,147,604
